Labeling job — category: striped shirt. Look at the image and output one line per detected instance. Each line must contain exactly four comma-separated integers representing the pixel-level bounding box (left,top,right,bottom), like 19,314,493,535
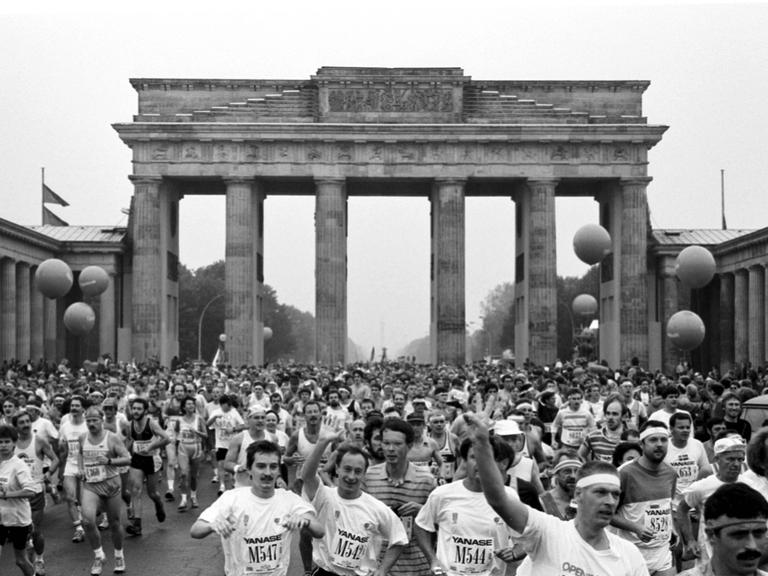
364,462,436,576
581,427,622,463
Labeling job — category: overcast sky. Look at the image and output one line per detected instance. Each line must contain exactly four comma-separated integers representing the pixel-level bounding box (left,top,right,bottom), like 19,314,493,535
2,1,766,356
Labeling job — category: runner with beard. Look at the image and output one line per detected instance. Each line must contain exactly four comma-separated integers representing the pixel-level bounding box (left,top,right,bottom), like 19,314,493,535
464,414,648,576
126,398,169,536
679,483,768,576
77,406,132,575
12,411,58,576
59,395,88,543
541,451,582,520
301,425,407,576
363,417,385,466
579,395,627,463
612,421,677,576
191,440,323,576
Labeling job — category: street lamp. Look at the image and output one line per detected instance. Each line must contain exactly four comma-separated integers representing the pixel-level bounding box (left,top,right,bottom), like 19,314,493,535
197,294,224,361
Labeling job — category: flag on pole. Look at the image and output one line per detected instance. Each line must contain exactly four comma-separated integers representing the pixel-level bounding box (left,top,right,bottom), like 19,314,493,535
212,347,221,368
42,206,69,226
42,183,69,206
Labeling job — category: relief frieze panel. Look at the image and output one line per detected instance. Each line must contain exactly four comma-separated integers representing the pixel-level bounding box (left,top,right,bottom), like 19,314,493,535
139,141,642,166
327,86,454,113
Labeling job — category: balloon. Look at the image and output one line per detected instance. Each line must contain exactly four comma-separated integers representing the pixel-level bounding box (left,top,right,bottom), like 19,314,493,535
63,302,96,336
666,310,706,351
675,245,716,289
219,334,227,343
572,294,598,316
263,326,273,341
35,259,73,299
78,266,110,297
573,224,612,265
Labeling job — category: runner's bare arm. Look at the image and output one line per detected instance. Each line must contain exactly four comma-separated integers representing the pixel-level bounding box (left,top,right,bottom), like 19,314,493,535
301,427,343,501
148,418,171,450
39,437,60,476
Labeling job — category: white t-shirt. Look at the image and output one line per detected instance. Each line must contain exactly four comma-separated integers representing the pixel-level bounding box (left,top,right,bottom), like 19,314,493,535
309,484,408,576
199,487,315,576
415,481,519,576
516,508,649,576
59,419,88,474
0,455,35,526
682,474,725,567
211,408,245,450
664,438,708,506
31,416,59,443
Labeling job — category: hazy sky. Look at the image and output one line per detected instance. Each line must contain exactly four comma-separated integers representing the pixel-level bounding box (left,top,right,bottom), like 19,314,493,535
2,1,767,356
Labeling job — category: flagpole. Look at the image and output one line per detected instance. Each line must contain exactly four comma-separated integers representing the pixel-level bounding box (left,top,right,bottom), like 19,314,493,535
720,169,726,230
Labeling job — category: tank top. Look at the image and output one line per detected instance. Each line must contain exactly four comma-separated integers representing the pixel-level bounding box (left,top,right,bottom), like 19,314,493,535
434,433,456,480
60,419,88,466
295,427,329,477
165,399,184,438
130,418,155,457
234,429,279,487
178,414,202,445
81,431,118,483
14,436,44,493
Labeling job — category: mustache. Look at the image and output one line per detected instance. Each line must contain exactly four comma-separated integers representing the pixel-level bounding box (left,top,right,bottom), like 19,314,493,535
737,550,762,562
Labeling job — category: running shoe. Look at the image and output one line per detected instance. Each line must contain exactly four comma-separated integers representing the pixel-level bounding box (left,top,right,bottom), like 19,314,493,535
190,494,199,508
90,556,104,576
72,526,85,543
98,514,109,530
125,519,142,536
178,499,188,513
155,502,166,523
34,557,45,576
164,491,174,502
211,473,218,484
114,555,126,574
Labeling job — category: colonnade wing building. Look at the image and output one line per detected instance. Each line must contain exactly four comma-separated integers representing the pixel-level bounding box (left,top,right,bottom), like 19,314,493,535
112,66,668,369
3,67,766,373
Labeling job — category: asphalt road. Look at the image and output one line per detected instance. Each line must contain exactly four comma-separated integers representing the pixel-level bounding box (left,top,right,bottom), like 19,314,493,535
0,461,305,576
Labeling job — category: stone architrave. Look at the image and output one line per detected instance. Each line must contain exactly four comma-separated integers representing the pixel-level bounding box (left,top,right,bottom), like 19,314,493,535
430,179,466,365
130,176,163,360
620,179,650,366
225,179,263,366
315,179,347,365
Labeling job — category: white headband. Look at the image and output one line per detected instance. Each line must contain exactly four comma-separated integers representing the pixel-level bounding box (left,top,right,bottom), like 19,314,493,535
576,474,620,489
640,426,669,441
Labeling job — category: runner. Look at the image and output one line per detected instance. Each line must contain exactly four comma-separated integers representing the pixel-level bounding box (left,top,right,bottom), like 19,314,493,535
612,421,677,576
191,440,323,576
59,395,88,543
207,394,244,496
0,424,37,576
579,394,627,462
301,426,408,576
224,406,279,489
551,387,596,452
427,411,458,484
162,381,187,502
405,413,443,476
12,411,59,576
414,436,524,576
464,414,648,576
77,406,132,575
101,397,131,511
176,395,207,511
540,451,582,520
678,482,768,576
126,397,170,536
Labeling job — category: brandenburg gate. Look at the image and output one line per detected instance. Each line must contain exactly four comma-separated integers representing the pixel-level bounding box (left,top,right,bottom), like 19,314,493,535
114,67,666,367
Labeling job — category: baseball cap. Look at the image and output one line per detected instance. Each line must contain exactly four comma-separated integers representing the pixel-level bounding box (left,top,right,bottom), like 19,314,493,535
493,419,523,436
406,413,424,423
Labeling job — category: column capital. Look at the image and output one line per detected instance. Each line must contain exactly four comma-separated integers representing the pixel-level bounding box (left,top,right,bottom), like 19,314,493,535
434,177,466,186
314,177,346,186
128,175,163,185
525,177,559,185
620,177,653,187
223,176,254,186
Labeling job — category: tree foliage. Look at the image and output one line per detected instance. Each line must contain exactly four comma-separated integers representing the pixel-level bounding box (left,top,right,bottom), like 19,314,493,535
178,260,315,363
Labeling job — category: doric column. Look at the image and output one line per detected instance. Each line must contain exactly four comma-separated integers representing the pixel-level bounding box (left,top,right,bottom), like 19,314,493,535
99,274,116,359
660,258,681,376
619,179,650,366
315,178,347,365
225,178,262,366
43,297,58,361
514,179,558,365
130,176,163,361
748,266,765,367
1,258,17,361
430,178,466,365
734,269,749,366
718,272,735,374
30,266,44,361
15,262,31,362
765,264,768,365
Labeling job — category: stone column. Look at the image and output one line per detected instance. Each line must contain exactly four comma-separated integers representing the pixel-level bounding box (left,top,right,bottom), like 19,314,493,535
130,176,163,361
15,262,31,362
514,179,558,365
719,272,735,374
748,266,765,367
1,258,17,361
225,178,262,366
99,274,116,359
660,259,681,376
734,269,749,367
43,297,58,361
430,179,466,365
765,264,768,365
315,178,347,365
619,179,650,366
30,266,44,361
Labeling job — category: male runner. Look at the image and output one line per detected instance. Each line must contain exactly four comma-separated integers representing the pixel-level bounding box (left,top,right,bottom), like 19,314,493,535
59,395,88,543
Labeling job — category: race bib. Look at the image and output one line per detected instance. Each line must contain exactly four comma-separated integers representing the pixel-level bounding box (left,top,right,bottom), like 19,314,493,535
401,515,413,539
180,428,197,442
133,440,152,454
561,427,584,446
644,503,671,543
67,439,81,458
245,536,284,574
440,460,455,479
331,528,369,570
449,535,494,575
84,464,107,483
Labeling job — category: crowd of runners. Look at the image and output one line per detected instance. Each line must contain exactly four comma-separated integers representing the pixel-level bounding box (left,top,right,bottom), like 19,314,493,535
0,357,767,576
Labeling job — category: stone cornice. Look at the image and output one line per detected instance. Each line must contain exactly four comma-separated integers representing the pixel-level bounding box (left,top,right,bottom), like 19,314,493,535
0,218,61,251
114,122,667,145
